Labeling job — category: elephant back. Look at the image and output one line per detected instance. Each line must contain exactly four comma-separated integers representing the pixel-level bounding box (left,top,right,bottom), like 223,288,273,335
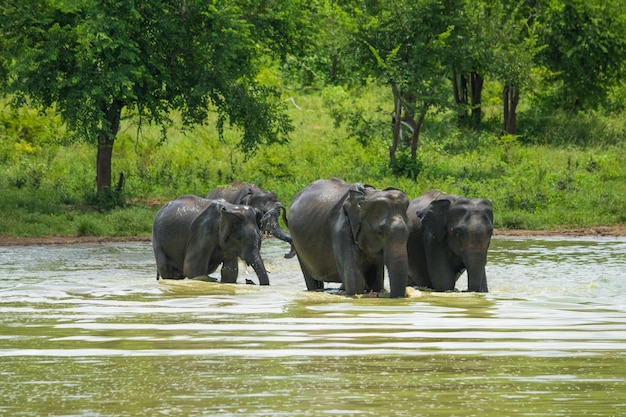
207,183,253,204
289,178,353,219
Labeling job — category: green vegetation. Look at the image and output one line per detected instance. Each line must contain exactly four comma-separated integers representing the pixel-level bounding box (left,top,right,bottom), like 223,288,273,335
1,0,625,238
0,85,624,237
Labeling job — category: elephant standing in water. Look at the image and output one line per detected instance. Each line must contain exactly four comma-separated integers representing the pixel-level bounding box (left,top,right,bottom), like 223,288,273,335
152,195,270,285
207,183,294,257
288,178,410,298
407,190,493,292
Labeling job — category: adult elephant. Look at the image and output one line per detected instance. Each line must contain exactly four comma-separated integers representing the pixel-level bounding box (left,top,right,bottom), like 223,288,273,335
152,195,269,285
288,178,410,298
407,190,493,292
207,183,294,257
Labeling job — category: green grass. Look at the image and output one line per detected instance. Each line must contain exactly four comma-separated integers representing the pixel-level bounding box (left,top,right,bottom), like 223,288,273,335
0,86,625,238
0,187,155,237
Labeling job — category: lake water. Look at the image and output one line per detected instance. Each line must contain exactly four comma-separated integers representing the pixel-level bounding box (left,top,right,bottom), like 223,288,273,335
0,237,625,416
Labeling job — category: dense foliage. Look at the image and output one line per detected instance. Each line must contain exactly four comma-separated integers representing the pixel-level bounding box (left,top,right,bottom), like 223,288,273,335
0,0,625,236
0,0,303,192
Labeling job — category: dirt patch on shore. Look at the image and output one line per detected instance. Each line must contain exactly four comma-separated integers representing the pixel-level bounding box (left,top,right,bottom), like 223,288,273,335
0,225,624,247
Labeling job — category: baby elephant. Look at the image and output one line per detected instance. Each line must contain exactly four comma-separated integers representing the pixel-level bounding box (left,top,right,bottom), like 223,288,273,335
207,182,295,258
152,195,270,285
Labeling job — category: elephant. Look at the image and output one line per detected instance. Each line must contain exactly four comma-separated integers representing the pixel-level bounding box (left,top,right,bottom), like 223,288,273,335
406,190,493,292
288,178,411,298
207,183,294,258
152,195,270,285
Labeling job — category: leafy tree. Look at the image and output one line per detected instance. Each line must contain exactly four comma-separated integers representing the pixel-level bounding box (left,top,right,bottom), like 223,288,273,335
279,0,359,88
0,0,298,196
449,0,495,128
537,0,626,111
353,0,463,169
489,0,543,135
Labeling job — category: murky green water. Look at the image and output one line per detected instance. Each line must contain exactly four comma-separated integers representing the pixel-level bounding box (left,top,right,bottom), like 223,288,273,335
1,237,625,416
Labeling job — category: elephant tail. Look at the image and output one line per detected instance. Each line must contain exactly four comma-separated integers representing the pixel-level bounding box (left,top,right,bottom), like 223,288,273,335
156,271,160,281
280,205,298,259
280,204,289,227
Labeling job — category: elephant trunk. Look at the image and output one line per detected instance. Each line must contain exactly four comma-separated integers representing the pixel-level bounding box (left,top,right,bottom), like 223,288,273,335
465,252,488,292
261,206,292,244
262,206,296,259
385,244,409,298
249,255,270,286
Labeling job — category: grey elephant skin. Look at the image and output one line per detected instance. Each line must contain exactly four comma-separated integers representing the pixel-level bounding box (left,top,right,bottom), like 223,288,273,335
288,178,411,298
207,183,294,257
407,190,493,292
152,195,269,285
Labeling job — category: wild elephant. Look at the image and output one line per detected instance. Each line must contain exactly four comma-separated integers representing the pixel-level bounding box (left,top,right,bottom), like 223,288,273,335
152,195,269,285
207,183,294,257
407,190,493,292
288,178,410,298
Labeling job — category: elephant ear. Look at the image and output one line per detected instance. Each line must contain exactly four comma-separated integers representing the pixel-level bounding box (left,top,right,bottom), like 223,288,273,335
342,184,366,242
218,205,246,248
237,185,254,205
253,207,265,227
252,207,264,224
478,198,494,225
420,199,451,242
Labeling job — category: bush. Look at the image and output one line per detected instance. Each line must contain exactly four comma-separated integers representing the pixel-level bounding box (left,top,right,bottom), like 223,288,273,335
76,218,106,236
521,109,626,147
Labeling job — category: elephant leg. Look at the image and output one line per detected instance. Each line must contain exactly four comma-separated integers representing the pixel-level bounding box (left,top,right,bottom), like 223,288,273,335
221,258,239,283
154,247,184,280
364,264,384,293
157,264,185,280
424,243,458,291
297,258,324,290
337,259,366,295
305,275,324,291
426,258,458,291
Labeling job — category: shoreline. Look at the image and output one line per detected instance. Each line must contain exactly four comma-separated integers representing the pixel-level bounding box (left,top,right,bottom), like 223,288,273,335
0,225,624,247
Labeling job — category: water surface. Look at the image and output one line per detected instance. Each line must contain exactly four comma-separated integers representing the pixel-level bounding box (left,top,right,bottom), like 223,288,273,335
1,237,625,416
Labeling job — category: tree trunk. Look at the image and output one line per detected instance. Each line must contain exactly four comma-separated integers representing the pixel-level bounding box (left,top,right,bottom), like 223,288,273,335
96,100,123,194
502,83,519,135
390,84,402,169
470,72,483,127
452,70,469,125
453,71,483,127
410,109,427,159
330,55,338,83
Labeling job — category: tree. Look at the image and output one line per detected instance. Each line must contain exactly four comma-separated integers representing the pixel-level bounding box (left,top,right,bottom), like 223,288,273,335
353,0,462,168
449,0,496,128
277,0,361,88
0,0,297,195
489,0,542,135
537,0,626,111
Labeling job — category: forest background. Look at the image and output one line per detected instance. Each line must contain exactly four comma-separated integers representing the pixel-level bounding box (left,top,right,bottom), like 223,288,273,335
0,0,625,239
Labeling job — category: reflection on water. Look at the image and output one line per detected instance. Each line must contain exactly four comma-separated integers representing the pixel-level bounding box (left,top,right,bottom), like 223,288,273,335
0,237,625,416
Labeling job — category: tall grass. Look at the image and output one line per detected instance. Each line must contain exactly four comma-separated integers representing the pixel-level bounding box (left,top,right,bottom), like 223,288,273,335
0,85,625,237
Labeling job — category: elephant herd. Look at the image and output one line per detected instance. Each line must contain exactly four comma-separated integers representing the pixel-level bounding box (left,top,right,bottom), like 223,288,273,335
152,178,494,298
